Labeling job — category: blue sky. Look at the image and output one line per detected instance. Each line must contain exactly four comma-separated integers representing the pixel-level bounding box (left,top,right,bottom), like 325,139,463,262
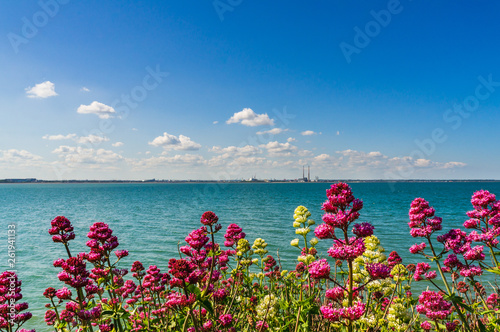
1,0,499,180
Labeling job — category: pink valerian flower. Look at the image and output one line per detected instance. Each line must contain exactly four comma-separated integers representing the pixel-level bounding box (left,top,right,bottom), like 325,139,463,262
55,287,72,300
463,218,480,229
320,302,365,322
325,287,345,301
200,211,219,226
56,255,90,288
352,222,374,238
0,271,32,323
471,190,496,209
165,292,196,309
487,293,499,306
185,227,209,250
86,222,119,262
409,242,426,254
409,198,435,226
308,259,331,279
463,245,485,261
320,183,363,230
327,237,365,261
416,291,452,320
224,223,246,247
366,263,391,280
459,265,482,278
437,229,470,254
114,250,129,259
168,258,196,281
413,262,436,281
48,216,75,243
468,229,500,247
314,223,335,239
387,251,403,268
256,320,269,331
219,313,233,327
443,254,464,270
421,321,432,330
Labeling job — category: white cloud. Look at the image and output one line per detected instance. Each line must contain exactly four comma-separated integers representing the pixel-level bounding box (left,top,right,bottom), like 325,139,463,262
52,146,123,166
43,134,109,145
336,131,340,136
301,130,317,136
442,161,467,169
26,81,58,98
76,135,109,145
132,154,206,169
112,142,124,147
213,121,218,124
77,101,116,119
256,128,288,135
43,134,77,141
81,87,90,92
259,141,297,156
287,137,296,142
132,128,138,131
0,149,43,163
149,132,201,151
210,145,260,157
226,108,274,127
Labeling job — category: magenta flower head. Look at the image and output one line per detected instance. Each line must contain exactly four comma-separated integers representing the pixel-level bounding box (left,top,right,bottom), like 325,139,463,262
224,223,246,247
55,287,72,300
48,216,76,243
387,251,403,268
366,263,391,280
416,290,452,320
115,250,129,259
352,222,374,238
200,211,219,226
308,259,331,279
471,190,496,209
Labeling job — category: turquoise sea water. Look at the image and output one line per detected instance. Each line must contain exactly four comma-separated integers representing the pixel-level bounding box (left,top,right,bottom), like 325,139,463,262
1,181,500,330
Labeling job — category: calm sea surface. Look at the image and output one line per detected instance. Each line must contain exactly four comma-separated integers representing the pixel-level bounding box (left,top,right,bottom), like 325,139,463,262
1,181,500,330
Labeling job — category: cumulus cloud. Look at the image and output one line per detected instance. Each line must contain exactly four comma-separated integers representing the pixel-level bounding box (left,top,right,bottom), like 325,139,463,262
43,134,77,141
226,108,274,127
259,141,297,156
76,135,109,145
149,132,201,151
77,101,116,119
287,137,296,142
210,145,260,157
112,142,124,147
132,154,206,169
26,81,58,98
301,130,317,136
52,146,123,166
80,87,90,92
0,149,43,162
256,128,288,135
43,134,109,145
213,121,218,124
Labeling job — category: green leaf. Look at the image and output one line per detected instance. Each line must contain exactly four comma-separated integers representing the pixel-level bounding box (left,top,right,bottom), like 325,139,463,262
485,267,500,275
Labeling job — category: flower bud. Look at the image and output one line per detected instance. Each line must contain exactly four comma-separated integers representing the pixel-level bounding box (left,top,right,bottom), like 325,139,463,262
290,239,300,248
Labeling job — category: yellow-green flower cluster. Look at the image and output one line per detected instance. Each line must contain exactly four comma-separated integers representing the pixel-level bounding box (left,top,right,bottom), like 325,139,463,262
252,238,268,257
293,206,315,235
387,298,412,332
352,235,388,283
256,294,277,320
297,254,315,265
390,264,409,282
236,239,253,267
366,278,395,295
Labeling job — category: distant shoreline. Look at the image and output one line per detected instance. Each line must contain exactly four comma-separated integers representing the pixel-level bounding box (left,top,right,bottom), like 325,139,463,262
1,179,500,184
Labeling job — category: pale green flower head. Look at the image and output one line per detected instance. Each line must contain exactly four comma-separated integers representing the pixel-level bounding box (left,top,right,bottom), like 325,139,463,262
293,205,311,222
309,237,318,247
290,238,300,247
293,221,301,228
307,219,315,226
295,227,310,236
